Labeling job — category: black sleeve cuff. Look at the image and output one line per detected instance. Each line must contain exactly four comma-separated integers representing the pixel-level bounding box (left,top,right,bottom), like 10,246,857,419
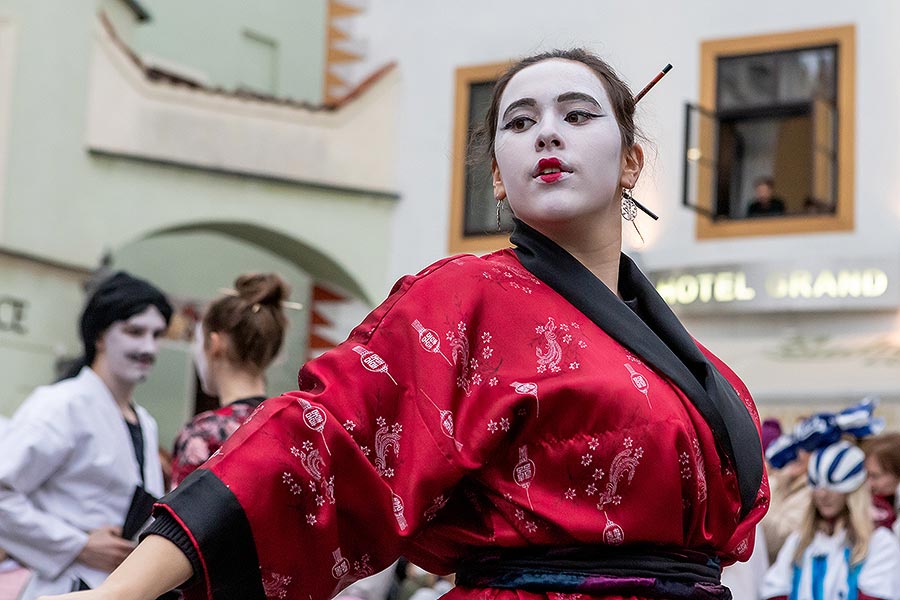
142,512,203,588
151,469,266,600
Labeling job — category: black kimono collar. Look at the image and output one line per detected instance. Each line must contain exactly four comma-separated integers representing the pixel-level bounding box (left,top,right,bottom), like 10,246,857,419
510,219,763,517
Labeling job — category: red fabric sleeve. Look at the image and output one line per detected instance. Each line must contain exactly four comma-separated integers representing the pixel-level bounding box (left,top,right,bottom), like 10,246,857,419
189,259,512,600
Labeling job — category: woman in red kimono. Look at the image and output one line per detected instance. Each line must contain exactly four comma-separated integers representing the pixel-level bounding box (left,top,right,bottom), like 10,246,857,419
43,48,768,600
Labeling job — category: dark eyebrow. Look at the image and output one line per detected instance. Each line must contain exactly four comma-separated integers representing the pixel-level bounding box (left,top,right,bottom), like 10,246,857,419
502,98,536,120
557,92,601,108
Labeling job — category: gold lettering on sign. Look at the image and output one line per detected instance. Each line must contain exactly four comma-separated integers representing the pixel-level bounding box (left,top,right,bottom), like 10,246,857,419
656,272,756,305
766,269,888,301
658,268,889,307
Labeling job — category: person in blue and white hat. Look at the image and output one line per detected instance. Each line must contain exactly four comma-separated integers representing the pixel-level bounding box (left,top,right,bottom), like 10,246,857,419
761,439,900,600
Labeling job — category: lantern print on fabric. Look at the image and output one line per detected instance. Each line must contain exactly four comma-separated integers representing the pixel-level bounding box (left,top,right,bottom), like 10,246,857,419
445,322,500,396
411,319,452,365
624,363,652,409
513,445,536,510
352,345,398,385
331,549,350,580
392,492,408,531
298,399,331,455
420,389,463,450
596,437,644,545
534,317,588,374
510,381,540,418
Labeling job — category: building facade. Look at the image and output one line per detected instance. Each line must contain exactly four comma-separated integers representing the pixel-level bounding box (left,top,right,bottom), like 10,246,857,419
1,0,899,440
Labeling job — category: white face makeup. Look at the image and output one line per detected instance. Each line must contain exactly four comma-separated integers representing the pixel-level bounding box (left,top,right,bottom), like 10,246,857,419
96,305,167,386
191,321,216,396
493,59,628,231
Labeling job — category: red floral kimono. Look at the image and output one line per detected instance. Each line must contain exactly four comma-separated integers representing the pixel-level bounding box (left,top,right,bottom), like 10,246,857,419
153,221,769,600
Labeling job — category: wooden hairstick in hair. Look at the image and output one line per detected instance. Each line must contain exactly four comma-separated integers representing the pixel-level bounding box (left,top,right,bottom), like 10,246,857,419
624,63,672,222
634,63,672,104
217,288,304,311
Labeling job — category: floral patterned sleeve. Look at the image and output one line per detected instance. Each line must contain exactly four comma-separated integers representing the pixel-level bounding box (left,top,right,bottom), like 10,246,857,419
170,416,218,489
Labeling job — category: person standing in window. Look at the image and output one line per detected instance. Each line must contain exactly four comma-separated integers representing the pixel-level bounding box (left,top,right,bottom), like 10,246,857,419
747,176,786,217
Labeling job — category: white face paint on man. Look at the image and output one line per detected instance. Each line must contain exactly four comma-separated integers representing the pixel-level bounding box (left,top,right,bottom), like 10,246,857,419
492,59,630,231
191,322,216,396
96,305,167,385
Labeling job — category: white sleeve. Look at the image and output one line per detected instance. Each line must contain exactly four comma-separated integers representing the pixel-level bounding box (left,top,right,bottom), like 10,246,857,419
722,525,770,600
858,527,900,600
0,391,89,578
760,531,800,599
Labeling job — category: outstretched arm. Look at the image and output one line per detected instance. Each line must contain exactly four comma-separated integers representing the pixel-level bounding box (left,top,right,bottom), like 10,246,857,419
38,535,192,600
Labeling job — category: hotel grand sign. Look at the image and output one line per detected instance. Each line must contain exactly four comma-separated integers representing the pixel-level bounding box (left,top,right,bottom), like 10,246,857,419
649,259,900,314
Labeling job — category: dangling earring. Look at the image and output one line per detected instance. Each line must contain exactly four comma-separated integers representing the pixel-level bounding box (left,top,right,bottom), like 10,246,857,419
496,198,504,231
621,189,638,221
622,188,644,243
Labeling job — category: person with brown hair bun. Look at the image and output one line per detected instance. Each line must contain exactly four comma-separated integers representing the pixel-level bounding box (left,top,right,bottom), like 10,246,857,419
41,48,767,600
170,273,291,488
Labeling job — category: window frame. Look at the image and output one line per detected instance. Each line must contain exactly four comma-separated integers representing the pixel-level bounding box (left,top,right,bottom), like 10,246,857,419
447,61,509,255
695,25,855,239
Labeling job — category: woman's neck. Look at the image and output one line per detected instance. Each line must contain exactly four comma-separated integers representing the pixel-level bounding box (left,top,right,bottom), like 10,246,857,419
537,219,623,295
214,368,266,407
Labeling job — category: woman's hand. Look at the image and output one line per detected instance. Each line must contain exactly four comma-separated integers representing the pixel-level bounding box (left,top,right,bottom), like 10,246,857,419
76,526,136,572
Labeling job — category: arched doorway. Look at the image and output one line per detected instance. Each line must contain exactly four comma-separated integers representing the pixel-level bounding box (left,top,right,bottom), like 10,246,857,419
112,221,371,449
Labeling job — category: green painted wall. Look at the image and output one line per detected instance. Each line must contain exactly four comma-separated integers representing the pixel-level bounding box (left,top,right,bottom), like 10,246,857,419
0,0,394,435
0,256,86,416
0,1,392,303
109,0,327,101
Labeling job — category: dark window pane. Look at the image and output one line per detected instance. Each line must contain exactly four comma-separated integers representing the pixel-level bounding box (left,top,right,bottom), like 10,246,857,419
713,45,838,220
463,81,514,236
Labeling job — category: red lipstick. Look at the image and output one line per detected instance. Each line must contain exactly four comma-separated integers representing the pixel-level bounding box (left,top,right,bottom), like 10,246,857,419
533,158,569,183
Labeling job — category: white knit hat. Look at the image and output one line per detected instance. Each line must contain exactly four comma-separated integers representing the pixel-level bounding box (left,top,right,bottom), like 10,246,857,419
807,440,867,493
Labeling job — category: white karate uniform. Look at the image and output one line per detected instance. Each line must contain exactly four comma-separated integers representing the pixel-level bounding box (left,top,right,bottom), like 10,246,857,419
0,367,164,599
761,527,900,600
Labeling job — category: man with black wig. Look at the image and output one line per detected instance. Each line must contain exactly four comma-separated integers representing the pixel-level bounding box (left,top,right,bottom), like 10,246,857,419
0,271,172,599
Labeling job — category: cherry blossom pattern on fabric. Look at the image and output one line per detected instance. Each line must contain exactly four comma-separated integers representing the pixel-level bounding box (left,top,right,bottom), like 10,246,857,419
445,322,500,396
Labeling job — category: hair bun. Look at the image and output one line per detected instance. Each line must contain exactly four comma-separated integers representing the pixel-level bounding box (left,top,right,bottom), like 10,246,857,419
234,273,291,309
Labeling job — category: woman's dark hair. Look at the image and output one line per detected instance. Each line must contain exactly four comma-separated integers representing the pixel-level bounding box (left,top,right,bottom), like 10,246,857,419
203,273,290,374
468,48,639,167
